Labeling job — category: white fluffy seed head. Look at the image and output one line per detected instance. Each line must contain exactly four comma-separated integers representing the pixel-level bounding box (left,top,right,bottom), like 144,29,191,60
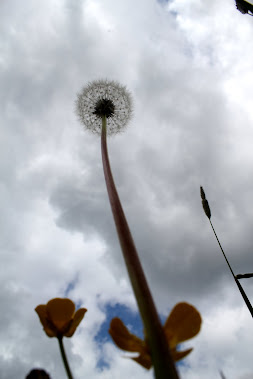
76,79,133,136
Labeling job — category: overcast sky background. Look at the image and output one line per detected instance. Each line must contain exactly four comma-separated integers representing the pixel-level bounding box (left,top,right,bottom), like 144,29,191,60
1,0,253,378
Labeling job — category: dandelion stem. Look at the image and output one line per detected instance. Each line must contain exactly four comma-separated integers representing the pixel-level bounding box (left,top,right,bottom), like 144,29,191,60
101,116,179,379
58,337,74,379
209,219,253,318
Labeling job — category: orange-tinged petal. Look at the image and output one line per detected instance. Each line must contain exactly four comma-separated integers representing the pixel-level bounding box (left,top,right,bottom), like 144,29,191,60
35,305,48,326
132,353,152,370
65,308,87,337
47,298,75,330
171,347,193,361
35,305,57,337
164,302,201,347
43,326,58,338
109,318,147,354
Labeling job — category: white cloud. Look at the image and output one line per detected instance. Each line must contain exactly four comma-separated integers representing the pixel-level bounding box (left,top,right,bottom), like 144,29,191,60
1,0,253,378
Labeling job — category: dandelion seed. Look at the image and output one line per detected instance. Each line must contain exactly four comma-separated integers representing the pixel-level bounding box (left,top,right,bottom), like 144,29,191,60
76,79,132,136
75,80,181,377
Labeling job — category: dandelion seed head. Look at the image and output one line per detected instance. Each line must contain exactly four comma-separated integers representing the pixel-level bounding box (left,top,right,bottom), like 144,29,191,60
76,79,133,136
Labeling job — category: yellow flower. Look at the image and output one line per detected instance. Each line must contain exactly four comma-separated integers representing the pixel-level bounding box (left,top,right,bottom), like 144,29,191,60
35,298,87,338
109,302,201,369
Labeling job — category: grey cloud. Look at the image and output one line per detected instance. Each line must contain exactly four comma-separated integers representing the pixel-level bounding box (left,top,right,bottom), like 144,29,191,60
1,0,253,378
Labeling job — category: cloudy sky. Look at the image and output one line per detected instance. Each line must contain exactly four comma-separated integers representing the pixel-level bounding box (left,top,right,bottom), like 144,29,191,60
1,0,253,378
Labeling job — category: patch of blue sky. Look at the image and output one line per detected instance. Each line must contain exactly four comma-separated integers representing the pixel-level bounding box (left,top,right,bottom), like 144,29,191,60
95,302,143,343
63,276,79,297
94,302,143,369
157,0,179,18
62,277,83,309
94,302,193,370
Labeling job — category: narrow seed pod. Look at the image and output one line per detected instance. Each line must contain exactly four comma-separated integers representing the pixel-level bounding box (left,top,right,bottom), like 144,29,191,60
200,186,211,219
202,199,211,219
200,186,206,200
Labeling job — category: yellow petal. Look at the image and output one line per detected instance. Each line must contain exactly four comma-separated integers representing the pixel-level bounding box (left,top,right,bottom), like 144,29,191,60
164,302,201,347
132,353,152,370
35,305,48,326
35,305,57,337
46,298,75,330
109,318,147,354
43,327,58,337
171,347,193,361
65,308,87,337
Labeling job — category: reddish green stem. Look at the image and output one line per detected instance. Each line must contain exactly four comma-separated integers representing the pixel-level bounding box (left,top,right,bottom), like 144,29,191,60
101,116,179,379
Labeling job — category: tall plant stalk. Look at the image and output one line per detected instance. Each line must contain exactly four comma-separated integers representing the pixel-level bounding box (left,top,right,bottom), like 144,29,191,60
101,116,179,379
209,218,253,318
200,186,253,318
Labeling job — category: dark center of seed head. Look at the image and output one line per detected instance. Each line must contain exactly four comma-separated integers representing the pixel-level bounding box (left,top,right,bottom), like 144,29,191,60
93,98,115,118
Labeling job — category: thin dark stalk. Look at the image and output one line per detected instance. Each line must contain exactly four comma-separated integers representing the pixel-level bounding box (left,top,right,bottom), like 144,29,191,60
237,273,253,279
209,219,253,318
58,337,74,379
209,220,235,277
101,116,179,379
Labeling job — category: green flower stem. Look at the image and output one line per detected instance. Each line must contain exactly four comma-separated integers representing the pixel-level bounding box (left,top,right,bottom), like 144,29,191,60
209,219,253,318
58,337,74,379
101,116,179,379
